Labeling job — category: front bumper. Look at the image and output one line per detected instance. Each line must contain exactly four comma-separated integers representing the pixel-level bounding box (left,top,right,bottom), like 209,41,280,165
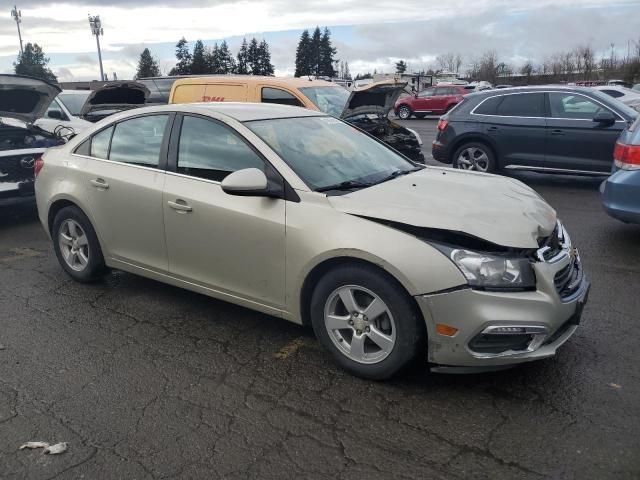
416,223,589,369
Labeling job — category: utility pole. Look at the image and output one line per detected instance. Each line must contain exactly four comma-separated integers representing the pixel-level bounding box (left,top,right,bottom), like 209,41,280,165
11,5,23,55
88,15,104,81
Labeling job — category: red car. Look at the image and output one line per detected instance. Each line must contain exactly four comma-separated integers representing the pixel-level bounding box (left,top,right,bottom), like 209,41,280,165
395,85,468,119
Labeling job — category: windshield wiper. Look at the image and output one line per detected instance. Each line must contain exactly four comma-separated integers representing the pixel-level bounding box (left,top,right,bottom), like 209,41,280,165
374,166,424,185
315,180,373,192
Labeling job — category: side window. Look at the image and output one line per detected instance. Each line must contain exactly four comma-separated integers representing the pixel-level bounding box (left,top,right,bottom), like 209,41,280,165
418,88,435,98
44,99,69,121
90,126,114,159
495,93,545,117
109,115,169,167
177,116,264,182
261,87,304,107
473,96,502,115
548,93,608,119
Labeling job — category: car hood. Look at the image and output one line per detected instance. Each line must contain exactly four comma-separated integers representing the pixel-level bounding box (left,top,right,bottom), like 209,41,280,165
340,81,407,120
328,168,557,249
0,74,61,124
79,81,150,117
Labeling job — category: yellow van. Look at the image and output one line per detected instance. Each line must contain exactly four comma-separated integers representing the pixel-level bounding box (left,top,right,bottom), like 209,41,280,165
168,76,425,162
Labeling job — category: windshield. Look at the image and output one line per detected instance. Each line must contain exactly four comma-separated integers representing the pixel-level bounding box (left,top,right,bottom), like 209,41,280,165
299,86,350,117
589,89,638,119
246,116,416,191
57,92,90,116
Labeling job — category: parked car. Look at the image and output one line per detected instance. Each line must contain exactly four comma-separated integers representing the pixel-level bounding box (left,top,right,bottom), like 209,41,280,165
593,85,640,111
169,76,424,162
79,81,149,123
394,85,469,119
601,115,640,223
633,84,640,92
35,102,589,379
495,84,514,89
432,86,638,174
34,90,92,134
0,75,66,207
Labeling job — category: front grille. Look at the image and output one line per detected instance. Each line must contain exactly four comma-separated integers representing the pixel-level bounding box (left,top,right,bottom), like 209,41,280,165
468,333,533,354
0,154,37,181
554,254,583,299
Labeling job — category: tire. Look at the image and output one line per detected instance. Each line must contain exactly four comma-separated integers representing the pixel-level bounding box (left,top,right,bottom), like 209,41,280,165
452,141,496,173
52,206,107,282
415,113,426,119
310,264,425,380
397,105,412,120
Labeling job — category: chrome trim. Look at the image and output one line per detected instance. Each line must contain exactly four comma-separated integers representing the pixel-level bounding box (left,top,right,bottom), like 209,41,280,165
469,90,626,122
70,153,163,174
468,324,550,359
504,164,609,176
165,170,222,185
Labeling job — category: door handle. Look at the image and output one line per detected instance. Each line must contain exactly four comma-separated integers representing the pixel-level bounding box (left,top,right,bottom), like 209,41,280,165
551,129,565,136
487,126,499,132
167,199,192,213
90,178,109,189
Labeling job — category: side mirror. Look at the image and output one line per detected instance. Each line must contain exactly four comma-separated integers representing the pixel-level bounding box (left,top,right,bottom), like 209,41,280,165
593,110,616,126
47,110,64,120
221,168,269,196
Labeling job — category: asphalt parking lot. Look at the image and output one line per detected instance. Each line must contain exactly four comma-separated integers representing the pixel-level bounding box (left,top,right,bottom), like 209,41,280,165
1,120,639,479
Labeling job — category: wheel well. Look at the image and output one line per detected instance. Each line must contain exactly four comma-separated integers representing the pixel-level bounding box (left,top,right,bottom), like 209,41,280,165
47,199,77,234
449,136,497,164
299,257,421,328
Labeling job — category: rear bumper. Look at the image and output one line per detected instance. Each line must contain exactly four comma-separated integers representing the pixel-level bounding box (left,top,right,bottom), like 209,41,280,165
0,194,35,208
431,140,451,164
601,169,640,224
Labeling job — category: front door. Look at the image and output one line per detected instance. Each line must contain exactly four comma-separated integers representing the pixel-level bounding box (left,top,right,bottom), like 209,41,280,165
79,113,171,271
413,87,436,112
162,114,286,310
545,92,625,173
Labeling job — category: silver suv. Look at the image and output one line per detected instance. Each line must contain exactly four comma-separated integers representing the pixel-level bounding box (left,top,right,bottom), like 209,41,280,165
35,102,589,379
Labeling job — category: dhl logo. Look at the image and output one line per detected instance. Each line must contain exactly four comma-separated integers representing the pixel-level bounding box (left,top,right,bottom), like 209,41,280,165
202,96,225,102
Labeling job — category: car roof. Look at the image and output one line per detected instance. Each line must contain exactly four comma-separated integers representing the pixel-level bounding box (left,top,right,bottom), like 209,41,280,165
170,75,340,89
466,85,599,98
104,102,328,122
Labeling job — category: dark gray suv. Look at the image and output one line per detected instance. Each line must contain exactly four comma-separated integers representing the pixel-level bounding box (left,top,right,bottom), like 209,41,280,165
432,86,638,174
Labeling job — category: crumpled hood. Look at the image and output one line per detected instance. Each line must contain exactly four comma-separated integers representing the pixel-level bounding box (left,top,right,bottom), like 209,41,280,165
328,168,557,249
80,81,149,117
0,74,61,124
340,81,407,120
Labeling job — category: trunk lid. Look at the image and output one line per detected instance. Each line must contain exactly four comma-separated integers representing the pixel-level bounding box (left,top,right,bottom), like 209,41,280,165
340,80,407,120
80,81,150,122
0,74,61,124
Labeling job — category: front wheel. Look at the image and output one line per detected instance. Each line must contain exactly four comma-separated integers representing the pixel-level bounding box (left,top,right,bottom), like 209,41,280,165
397,105,412,120
310,264,425,380
452,142,496,173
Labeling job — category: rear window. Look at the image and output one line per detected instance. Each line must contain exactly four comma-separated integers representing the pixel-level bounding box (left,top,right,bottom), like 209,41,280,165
474,93,545,117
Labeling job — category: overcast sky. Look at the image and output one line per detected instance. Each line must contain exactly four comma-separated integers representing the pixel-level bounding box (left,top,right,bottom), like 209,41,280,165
0,0,639,81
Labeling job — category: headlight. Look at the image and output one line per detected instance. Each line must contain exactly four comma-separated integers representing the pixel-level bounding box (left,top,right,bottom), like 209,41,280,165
435,245,536,290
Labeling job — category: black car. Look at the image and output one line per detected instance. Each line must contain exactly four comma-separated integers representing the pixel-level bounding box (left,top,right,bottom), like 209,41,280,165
432,86,638,174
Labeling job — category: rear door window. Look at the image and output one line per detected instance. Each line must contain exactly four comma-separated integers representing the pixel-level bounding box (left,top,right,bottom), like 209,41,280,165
261,87,304,107
495,93,545,117
90,126,114,159
109,115,169,168
417,88,435,98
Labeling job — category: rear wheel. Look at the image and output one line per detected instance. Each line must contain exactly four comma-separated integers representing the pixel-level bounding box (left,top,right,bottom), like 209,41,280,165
397,105,412,120
310,264,425,380
452,142,496,173
52,206,106,282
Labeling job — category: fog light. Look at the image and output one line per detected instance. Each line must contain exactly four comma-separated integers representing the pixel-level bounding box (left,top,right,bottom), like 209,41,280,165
436,323,459,336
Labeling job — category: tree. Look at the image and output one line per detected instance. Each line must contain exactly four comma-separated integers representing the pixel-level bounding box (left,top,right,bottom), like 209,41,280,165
14,43,57,82
310,27,322,76
247,38,260,74
134,48,160,79
218,41,236,74
344,61,351,80
190,40,208,74
520,61,533,83
206,43,221,74
256,40,274,76
236,38,249,74
294,30,312,77
395,60,407,74
169,37,191,75
318,27,337,77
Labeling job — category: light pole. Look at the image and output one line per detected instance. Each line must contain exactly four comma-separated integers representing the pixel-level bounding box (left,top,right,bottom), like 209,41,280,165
88,15,104,81
11,5,23,55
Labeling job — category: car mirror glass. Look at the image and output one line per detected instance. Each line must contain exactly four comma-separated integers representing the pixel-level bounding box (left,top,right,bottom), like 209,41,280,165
221,168,269,196
47,110,63,120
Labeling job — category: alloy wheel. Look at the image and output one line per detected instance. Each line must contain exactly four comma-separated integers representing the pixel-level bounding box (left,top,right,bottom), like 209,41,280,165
398,106,411,120
58,219,90,272
323,285,396,364
456,147,490,172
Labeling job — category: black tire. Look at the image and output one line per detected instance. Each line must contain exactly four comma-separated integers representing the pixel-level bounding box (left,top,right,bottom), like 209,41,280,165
310,264,425,380
397,105,412,120
52,206,107,282
452,141,496,173
415,113,426,119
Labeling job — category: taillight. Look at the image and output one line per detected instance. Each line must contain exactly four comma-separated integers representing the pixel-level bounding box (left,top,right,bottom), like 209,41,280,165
437,119,449,132
614,142,640,170
34,156,44,177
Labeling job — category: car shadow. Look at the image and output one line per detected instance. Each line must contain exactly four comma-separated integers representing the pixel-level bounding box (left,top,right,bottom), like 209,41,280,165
0,204,39,229
501,170,607,191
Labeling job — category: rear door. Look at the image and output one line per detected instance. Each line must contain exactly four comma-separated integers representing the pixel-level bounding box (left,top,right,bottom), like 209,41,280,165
473,92,547,168
545,92,625,172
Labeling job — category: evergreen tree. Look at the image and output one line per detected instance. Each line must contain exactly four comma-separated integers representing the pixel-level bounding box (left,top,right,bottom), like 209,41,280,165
236,38,249,74
344,61,351,80
14,43,57,82
395,60,408,74
310,27,322,76
294,30,312,77
218,40,236,74
169,37,191,75
134,48,160,79
191,40,208,74
319,27,337,77
257,40,274,76
206,43,221,73
247,38,260,74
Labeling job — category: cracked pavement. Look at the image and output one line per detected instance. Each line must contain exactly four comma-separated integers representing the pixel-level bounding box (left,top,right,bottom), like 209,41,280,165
1,123,640,479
